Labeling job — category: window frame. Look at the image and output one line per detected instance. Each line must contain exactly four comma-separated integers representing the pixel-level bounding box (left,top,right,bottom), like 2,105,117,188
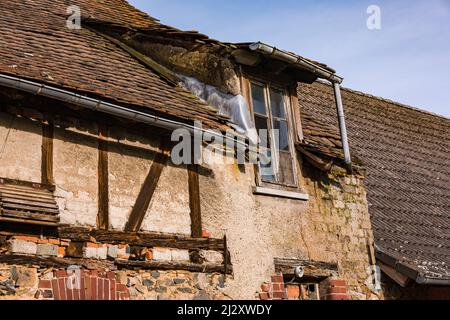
245,77,300,190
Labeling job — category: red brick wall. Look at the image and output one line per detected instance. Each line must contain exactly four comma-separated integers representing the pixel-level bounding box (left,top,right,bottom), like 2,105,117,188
258,273,287,300
321,279,350,300
258,275,350,301
37,269,129,300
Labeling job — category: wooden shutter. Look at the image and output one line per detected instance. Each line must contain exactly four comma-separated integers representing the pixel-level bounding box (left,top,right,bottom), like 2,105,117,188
0,178,60,226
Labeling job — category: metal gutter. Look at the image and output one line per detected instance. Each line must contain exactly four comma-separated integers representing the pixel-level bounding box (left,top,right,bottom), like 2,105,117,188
332,82,352,167
249,42,343,84
375,247,450,286
0,73,249,150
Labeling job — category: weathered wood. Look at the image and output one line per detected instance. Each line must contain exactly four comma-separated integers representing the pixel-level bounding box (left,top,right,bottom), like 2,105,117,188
0,254,116,270
41,119,54,186
290,84,304,143
0,195,59,208
223,235,228,280
274,258,338,279
124,141,170,233
379,262,410,288
97,126,109,230
0,188,55,201
1,210,60,222
0,216,58,227
0,177,55,191
1,203,60,214
188,162,202,238
58,226,225,251
115,259,233,274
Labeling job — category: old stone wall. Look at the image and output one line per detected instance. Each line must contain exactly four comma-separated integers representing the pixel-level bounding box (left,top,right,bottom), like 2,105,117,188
0,263,229,300
198,148,379,300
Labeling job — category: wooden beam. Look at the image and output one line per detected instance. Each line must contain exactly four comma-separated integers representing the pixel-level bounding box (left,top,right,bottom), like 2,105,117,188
223,235,229,280
115,259,233,274
188,162,202,238
379,262,411,288
124,141,170,233
41,117,54,186
0,254,116,270
97,126,109,230
274,258,338,279
58,225,225,251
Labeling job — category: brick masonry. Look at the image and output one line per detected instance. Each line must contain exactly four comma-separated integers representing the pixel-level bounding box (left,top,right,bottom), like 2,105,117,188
37,270,129,301
257,274,350,301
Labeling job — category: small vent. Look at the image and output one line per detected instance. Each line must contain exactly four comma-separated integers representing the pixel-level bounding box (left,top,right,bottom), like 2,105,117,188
0,178,60,227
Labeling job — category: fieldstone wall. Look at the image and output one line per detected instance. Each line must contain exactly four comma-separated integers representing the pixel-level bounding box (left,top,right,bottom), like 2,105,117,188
301,163,380,300
0,264,230,300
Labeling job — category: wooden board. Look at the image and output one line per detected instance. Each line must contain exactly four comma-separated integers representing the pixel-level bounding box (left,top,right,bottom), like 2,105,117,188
274,258,338,279
0,178,60,226
0,254,115,270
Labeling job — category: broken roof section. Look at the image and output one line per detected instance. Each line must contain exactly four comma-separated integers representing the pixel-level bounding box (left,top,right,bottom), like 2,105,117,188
0,0,230,131
299,81,450,284
1,0,343,134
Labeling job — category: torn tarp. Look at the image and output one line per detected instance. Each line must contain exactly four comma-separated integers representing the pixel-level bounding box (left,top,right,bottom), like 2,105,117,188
179,75,258,144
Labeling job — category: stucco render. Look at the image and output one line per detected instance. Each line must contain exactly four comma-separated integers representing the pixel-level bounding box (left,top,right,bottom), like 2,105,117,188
196,148,378,300
106,126,192,234
53,125,99,227
0,112,42,183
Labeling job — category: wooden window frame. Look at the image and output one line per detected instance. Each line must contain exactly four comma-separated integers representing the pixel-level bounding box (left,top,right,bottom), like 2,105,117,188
243,76,301,192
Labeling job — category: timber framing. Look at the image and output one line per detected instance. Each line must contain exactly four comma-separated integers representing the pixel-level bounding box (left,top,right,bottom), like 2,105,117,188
124,140,171,233
41,115,54,186
58,225,226,251
188,162,202,238
115,259,233,274
274,258,338,280
0,254,116,270
0,254,232,275
97,125,109,230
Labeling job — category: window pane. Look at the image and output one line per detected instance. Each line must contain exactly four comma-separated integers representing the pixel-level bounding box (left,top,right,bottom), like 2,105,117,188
254,115,270,147
269,88,286,119
273,120,290,151
251,83,267,116
259,149,276,183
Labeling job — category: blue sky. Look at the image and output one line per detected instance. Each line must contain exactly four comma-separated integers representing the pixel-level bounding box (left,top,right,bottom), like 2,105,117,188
129,0,450,118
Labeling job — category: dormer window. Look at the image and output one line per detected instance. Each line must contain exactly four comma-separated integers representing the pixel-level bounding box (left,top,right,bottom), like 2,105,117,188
248,80,298,188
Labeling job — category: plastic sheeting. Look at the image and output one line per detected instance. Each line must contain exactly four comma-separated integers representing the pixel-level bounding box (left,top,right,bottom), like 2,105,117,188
179,75,258,144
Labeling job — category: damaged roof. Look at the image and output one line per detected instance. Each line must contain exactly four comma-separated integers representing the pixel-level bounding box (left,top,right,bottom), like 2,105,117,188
299,81,450,282
0,0,230,130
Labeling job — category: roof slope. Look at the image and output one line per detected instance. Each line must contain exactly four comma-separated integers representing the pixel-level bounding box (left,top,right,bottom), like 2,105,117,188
0,0,228,130
299,81,450,281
